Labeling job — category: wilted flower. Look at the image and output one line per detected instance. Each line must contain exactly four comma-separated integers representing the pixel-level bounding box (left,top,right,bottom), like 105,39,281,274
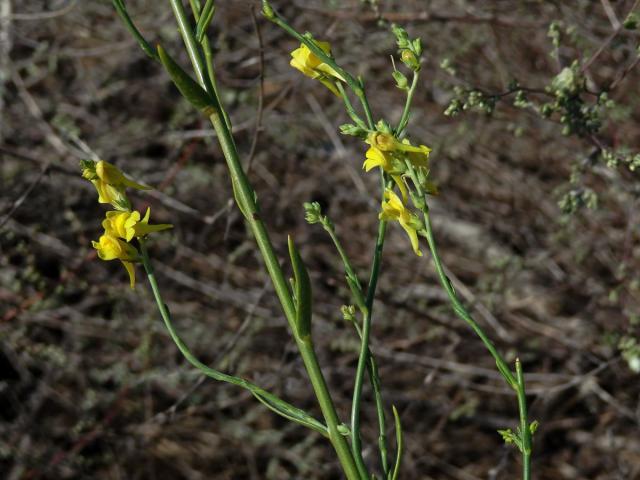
379,189,424,256
367,132,431,158
81,160,150,210
290,41,345,96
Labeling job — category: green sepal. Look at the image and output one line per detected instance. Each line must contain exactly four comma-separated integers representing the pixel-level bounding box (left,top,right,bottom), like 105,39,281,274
112,0,159,61
288,236,312,339
157,45,218,116
195,0,216,43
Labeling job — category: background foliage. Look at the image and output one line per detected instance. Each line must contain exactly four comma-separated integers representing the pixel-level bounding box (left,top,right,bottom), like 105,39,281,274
1,0,639,478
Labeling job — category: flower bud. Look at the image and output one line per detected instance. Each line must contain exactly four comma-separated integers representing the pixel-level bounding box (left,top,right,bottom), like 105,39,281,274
401,49,420,70
392,70,408,90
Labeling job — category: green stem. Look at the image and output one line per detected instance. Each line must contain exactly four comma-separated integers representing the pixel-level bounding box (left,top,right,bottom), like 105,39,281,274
168,0,208,87
187,0,233,132
166,5,361,478
139,240,329,436
355,77,376,129
207,110,361,480
421,209,517,387
323,217,390,477
395,71,419,136
516,360,532,480
404,161,532,478
351,213,388,476
337,82,368,131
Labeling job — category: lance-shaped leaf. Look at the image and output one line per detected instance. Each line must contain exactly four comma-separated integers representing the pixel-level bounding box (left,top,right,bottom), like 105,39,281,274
195,0,216,43
288,236,312,339
252,389,328,436
112,0,158,61
158,299,328,436
157,45,218,116
390,405,404,480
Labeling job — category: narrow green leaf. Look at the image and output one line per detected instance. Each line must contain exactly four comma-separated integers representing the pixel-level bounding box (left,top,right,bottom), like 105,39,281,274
145,280,328,437
346,275,367,316
195,0,216,43
496,360,517,390
288,236,312,338
390,405,403,480
157,45,218,116
252,389,328,437
111,0,158,61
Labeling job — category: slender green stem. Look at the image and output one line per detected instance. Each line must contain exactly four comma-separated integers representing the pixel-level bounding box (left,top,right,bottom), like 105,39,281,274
168,0,208,86
421,209,517,387
516,360,532,480
404,161,532,477
370,357,389,477
355,78,375,129
322,217,390,477
351,212,388,476
224,117,360,478
187,0,233,132
166,6,361,478
337,82,368,131
207,110,361,480
395,71,419,136
404,159,516,387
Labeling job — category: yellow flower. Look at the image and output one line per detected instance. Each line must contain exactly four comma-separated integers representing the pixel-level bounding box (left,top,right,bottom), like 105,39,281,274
82,160,150,209
102,208,173,242
379,189,424,256
92,234,140,288
363,147,409,202
290,41,345,96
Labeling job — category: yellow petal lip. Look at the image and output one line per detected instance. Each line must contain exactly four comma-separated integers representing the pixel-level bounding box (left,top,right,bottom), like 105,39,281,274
379,188,423,256
122,261,136,289
363,147,385,171
92,234,140,286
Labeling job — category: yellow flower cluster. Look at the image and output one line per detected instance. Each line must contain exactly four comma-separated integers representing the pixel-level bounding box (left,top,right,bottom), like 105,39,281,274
288,40,434,257
82,160,172,288
362,132,435,256
290,41,345,96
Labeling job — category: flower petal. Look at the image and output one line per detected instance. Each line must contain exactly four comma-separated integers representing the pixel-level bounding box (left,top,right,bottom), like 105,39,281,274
121,261,136,289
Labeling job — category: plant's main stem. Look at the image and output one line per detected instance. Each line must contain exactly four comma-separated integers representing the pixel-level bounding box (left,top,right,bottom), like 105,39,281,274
208,110,361,480
166,2,362,477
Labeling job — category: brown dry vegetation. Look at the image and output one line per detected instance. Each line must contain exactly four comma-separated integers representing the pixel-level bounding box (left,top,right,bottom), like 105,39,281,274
1,1,640,479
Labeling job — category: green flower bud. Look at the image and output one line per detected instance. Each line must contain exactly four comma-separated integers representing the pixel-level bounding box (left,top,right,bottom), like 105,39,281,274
303,201,323,224
261,0,275,19
392,70,409,90
401,49,420,70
